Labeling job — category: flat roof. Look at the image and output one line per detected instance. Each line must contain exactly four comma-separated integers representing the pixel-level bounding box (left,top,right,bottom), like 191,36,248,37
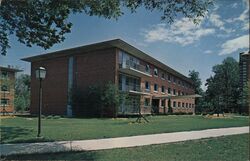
22,39,194,84
0,66,22,72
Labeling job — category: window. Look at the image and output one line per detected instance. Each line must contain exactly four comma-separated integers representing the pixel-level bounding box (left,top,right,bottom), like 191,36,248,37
173,101,176,107
182,103,185,107
178,90,181,96
154,68,158,77
186,103,188,108
192,104,195,108
173,77,176,83
1,85,8,92
161,86,165,93
1,99,9,106
161,73,165,79
178,80,181,85
173,89,176,95
145,81,150,91
145,64,150,74
189,103,192,108
178,102,181,107
161,99,165,107
144,98,150,107
168,74,171,81
182,92,185,95
168,88,171,94
154,84,158,92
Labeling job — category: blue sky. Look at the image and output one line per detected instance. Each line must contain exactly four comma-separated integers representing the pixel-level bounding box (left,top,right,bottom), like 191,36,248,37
0,0,249,90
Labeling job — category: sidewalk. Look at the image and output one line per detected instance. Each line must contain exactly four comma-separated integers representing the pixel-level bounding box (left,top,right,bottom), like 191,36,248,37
1,126,249,156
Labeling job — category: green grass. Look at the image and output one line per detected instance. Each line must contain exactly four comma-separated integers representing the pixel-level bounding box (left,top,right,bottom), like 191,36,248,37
0,115,248,143
3,134,249,161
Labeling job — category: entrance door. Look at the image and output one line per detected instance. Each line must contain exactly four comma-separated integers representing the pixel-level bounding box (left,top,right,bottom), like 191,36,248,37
151,99,159,114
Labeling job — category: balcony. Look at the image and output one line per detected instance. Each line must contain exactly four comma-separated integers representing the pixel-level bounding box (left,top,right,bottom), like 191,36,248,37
120,83,151,96
119,60,152,77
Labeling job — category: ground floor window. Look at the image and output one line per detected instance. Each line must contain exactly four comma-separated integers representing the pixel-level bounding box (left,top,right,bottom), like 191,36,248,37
0,99,9,106
144,98,150,107
173,101,176,107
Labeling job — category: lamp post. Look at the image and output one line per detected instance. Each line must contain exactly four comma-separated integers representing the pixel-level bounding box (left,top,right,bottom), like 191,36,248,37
35,67,46,137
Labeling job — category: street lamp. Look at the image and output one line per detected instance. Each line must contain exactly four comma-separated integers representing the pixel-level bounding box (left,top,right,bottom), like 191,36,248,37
35,67,46,137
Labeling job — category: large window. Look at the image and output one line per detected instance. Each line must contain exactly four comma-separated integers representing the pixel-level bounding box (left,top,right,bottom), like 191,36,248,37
161,86,165,93
186,103,188,108
0,99,9,106
173,89,176,95
168,87,171,94
161,73,165,80
154,84,158,92
178,102,181,107
144,98,150,107
182,102,185,108
145,65,151,74
173,101,176,107
168,74,171,81
173,77,176,83
145,81,150,91
1,85,9,92
154,68,158,77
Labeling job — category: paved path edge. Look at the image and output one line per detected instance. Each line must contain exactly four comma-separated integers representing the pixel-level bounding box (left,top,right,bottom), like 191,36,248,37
1,126,249,156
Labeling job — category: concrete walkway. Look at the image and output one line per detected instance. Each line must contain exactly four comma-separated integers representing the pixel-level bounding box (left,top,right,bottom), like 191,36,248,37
1,126,249,156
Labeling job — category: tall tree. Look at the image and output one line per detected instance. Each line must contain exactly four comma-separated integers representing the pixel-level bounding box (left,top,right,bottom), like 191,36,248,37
0,0,213,55
14,74,31,111
205,57,240,114
188,70,204,113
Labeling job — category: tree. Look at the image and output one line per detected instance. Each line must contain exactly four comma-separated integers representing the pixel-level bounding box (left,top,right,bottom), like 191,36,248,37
205,57,240,114
14,74,31,111
188,70,203,95
0,0,213,55
188,70,204,113
101,82,129,117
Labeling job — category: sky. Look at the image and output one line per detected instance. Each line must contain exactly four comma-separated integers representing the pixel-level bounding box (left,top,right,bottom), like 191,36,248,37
0,0,249,90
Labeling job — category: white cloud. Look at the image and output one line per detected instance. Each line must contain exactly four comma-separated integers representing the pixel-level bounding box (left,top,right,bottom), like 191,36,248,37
143,18,215,46
231,3,238,8
204,50,213,54
225,0,249,30
219,35,249,55
209,12,233,33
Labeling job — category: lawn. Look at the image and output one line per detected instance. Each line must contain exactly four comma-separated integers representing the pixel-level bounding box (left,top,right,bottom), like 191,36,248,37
0,115,248,143
2,134,249,161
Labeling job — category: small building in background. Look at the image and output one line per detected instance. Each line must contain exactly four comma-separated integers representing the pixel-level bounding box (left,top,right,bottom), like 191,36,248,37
0,66,21,114
239,51,250,113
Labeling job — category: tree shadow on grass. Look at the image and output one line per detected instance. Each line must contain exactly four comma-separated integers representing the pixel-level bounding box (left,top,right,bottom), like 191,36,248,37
0,127,54,144
2,151,97,161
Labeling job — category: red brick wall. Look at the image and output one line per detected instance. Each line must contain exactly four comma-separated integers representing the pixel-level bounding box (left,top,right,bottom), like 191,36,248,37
30,48,117,116
73,48,117,116
30,57,69,115
75,48,117,90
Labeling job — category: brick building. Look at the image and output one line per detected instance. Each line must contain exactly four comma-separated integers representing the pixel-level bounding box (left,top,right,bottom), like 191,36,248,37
22,39,197,117
0,66,20,114
239,51,250,113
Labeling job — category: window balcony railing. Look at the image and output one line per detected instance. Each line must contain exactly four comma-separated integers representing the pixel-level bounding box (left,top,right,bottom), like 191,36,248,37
120,83,141,92
119,60,152,77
